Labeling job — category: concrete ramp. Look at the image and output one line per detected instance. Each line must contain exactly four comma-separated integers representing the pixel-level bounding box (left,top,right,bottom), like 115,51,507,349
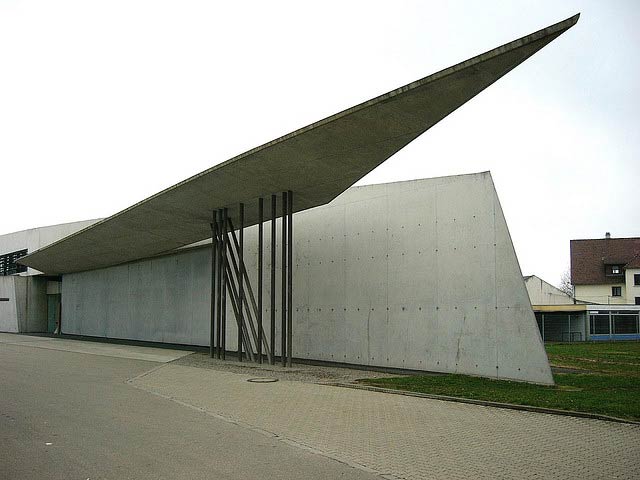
0,333,191,363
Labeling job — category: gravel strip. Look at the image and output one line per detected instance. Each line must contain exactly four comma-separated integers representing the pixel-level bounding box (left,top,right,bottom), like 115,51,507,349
171,352,405,384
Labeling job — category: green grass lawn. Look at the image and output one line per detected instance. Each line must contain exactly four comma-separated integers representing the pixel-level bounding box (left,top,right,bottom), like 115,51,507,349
359,342,640,421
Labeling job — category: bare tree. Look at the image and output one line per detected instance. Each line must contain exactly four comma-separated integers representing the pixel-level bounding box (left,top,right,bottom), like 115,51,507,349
559,268,574,297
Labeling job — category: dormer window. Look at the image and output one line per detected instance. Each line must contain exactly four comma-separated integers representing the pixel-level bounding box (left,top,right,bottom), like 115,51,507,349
606,264,623,276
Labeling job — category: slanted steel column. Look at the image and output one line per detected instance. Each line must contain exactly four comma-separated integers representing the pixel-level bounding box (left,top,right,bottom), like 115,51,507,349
210,213,217,358
270,194,277,365
281,191,287,366
258,197,264,364
224,218,270,362
221,207,228,360
287,190,293,367
216,209,223,359
238,202,244,362
223,262,254,362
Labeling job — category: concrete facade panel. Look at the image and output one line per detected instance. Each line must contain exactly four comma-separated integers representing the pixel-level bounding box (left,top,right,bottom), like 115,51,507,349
493,196,552,383
0,276,47,333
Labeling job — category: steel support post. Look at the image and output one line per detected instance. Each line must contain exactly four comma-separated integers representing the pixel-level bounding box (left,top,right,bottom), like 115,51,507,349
216,209,223,359
270,194,276,365
238,202,244,362
281,192,287,366
210,213,217,358
287,190,293,367
258,197,264,364
221,208,228,359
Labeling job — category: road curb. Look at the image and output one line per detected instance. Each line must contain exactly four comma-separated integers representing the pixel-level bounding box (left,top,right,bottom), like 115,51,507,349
327,382,640,426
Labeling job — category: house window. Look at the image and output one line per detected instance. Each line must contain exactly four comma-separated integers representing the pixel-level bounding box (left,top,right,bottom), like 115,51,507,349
636,297,640,306
606,265,623,276
613,313,639,334
590,314,610,335
635,274,640,286
612,286,622,297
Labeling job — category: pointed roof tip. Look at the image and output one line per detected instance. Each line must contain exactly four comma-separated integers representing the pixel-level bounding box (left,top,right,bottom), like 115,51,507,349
549,13,580,32
560,13,580,29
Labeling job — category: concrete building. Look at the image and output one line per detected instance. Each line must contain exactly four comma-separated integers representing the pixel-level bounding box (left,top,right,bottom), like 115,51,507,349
10,15,581,385
3,173,553,383
0,220,100,333
58,173,551,383
571,235,640,305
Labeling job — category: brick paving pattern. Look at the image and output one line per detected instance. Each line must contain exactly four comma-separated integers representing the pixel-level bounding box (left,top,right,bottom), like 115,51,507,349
132,363,640,480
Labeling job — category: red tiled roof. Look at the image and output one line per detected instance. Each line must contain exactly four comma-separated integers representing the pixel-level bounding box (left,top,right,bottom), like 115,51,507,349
627,253,640,269
571,237,640,285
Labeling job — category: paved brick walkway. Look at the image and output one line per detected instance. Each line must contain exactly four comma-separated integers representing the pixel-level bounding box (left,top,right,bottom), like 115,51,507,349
132,363,640,480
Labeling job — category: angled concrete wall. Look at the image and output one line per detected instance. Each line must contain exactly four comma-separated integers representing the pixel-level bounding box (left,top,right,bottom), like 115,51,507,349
61,172,553,384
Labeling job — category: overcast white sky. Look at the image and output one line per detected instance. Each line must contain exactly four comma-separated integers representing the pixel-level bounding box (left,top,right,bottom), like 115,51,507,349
1,0,638,287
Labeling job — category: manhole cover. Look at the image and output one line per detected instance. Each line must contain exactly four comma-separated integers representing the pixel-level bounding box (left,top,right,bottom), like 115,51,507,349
247,377,279,383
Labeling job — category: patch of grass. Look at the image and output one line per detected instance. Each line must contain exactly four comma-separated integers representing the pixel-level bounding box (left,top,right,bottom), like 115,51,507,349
359,342,640,421
545,342,640,376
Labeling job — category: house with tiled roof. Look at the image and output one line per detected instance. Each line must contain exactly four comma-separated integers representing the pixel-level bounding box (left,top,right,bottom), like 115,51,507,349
571,233,640,305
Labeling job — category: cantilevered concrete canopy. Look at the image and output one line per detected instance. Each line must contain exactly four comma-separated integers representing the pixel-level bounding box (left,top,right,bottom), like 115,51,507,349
21,14,579,275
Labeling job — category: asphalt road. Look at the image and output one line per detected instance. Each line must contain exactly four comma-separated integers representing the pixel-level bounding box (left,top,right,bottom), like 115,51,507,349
0,341,376,480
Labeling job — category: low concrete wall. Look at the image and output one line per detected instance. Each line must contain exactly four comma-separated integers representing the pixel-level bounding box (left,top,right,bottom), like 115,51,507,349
62,172,553,384
0,276,47,333
0,276,20,332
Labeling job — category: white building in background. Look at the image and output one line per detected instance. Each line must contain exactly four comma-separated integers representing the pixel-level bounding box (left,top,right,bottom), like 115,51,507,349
524,238,640,343
571,235,640,305
524,275,579,306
